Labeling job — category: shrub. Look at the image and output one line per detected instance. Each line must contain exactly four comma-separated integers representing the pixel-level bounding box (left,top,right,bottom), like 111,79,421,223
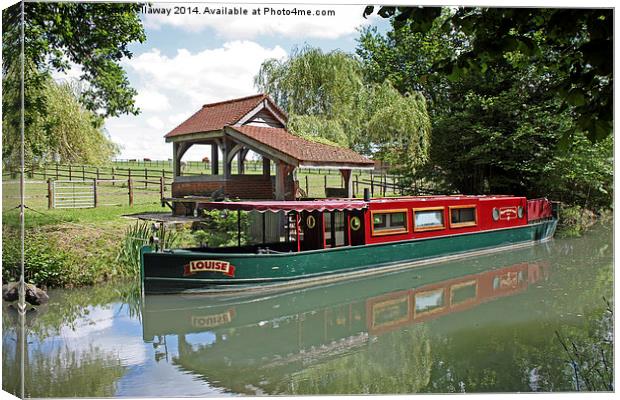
2,232,74,287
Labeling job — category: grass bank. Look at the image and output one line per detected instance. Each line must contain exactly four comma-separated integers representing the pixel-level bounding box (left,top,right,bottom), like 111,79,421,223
2,203,166,288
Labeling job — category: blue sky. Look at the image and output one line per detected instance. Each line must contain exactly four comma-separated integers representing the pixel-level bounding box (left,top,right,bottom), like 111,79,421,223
55,2,390,160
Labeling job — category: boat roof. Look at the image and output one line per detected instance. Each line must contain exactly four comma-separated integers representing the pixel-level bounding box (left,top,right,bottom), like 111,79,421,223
178,195,525,213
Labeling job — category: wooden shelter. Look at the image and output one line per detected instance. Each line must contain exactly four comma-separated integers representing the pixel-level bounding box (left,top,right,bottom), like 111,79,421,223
165,94,374,214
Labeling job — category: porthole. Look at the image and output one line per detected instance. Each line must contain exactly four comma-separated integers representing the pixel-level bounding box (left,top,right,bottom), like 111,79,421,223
350,216,361,231
492,208,500,221
306,215,316,229
517,206,524,219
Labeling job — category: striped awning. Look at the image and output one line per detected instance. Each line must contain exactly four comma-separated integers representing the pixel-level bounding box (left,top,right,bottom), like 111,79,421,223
195,200,367,213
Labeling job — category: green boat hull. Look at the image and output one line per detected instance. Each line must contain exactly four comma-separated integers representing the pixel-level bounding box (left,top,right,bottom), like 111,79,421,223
141,219,557,294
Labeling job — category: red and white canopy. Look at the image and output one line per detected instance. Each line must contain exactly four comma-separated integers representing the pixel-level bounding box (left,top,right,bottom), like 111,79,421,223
195,200,367,213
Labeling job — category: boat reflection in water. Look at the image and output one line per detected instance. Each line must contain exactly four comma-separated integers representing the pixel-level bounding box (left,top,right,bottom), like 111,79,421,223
141,244,551,394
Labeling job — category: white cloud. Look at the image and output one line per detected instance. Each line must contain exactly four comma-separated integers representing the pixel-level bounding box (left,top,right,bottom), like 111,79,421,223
105,40,287,160
135,88,171,112
126,41,286,106
51,62,83,83
143,3,374,39
146,116,165,130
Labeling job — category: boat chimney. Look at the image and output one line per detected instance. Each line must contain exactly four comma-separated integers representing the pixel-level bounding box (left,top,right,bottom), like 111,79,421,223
363,188,371,202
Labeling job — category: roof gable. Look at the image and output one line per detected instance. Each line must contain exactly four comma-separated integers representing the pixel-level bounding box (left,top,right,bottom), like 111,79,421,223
227,125,374,167
165,94,287,138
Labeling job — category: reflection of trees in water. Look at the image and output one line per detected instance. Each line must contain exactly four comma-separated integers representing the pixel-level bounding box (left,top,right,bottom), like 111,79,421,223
283,324,431,394
423,222,613,392
515,222,613,392
2,279,139,397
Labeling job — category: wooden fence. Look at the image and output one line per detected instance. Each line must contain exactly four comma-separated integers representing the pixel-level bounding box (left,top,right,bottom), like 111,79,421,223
3,162,409,205
2,177,166,210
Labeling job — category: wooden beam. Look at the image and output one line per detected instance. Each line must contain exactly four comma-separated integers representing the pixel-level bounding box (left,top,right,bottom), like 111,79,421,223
300,162,375,170
165,130,223,143
224,127,300,167
173,142,192,177
235,99,287,127
226,143,244,164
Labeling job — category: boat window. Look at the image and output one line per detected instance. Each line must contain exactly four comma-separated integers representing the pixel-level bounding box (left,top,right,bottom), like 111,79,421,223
414,289,445,316
450,280,477,305
413,208,445,231
450,206,477,228
371,209,408,236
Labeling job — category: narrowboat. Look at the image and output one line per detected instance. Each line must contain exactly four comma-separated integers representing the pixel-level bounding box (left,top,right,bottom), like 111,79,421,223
141,195,557,294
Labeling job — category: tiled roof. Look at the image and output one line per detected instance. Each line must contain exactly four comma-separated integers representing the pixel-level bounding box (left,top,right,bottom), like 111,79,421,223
166,94,284,138
228,126,374,166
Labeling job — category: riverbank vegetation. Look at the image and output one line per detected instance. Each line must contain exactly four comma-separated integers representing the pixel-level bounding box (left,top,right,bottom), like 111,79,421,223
254,7,612,233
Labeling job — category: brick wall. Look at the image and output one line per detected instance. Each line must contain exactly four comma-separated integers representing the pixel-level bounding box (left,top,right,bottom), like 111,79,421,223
172,175,274,199
171,175,296,215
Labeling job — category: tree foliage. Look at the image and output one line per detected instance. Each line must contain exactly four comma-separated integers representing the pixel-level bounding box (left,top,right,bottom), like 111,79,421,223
2,2,146,118
358,7,612,210
2,77,120,166
255,47,431,169
363,6,613,143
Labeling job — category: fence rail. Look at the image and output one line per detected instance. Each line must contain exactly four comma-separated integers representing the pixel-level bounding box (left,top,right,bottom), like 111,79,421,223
2,177,166,210
3,161,413,207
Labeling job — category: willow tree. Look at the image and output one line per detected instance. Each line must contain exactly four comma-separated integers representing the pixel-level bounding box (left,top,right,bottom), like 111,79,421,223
2,76,119,166
255,46,431,170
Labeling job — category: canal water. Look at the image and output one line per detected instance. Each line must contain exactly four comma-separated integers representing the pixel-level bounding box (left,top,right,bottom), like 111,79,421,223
3,221,613,396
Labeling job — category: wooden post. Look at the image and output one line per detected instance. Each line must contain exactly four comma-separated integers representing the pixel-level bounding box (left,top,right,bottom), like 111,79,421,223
128,178,134,206
211,143,219,175
82,165,85,181
159,176,165,202
55,163,59,179
222,139,231,178
144,168,148,189
96,167,100,180
340,169,353,198
324,175,327,193
112,167,115,186
93,178,98,208
47,179,53,209
275,162,288,200
237,150,245,174
262,156,270,176
370,173,374,197
383,174,387,196
69,164,72,180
